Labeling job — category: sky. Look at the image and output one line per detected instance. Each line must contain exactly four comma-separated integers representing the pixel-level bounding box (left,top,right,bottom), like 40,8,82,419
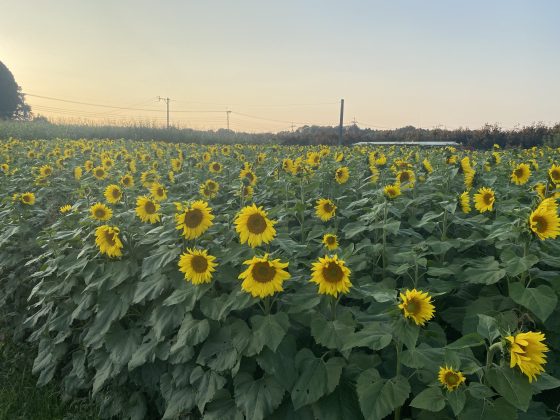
1,0,559,132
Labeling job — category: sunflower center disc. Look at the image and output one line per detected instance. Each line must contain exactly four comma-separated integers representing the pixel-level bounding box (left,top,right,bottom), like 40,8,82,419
96,169,104,177
327,236,336,245
323,262,343,283
104,231,116,246
552,170,560,180
191,255,208,273
405,299,420,315
184,209,203,228
533,216,547,233
95,208,106,218
483,193,493,205
323,203,334,213
145,201,156,214
252,262,276,283
112,189,120,198
514,169,523,178
445,372,458,385
247,214,267,234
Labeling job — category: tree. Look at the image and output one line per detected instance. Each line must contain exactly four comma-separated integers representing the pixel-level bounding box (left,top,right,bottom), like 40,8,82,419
0,60,31,120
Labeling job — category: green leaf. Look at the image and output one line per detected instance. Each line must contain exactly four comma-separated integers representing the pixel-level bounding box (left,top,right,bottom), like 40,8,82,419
500,249,539,277
311,315,355,351
246,312,290,356
234,373,284,420
84,293,130,347
476,314,500,343
459,397,516,420
462,257,506,285
343,221,369,239
467,382,496,399
162,387,196,419
203,390,244,420
171,314,210,354
291,349,345,409
446,333,485,350
190,367,227,413
447,390,466,416
141,245,181,279
531,373,560,392
342,322,392,351
486,366,532,411
509,283,557,322
356,370,410,420
393,318,419,349
410,386,445,412
256,335,297,390
311,380,363,420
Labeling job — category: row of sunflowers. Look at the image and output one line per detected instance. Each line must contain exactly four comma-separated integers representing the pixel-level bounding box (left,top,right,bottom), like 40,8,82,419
1,138,560,419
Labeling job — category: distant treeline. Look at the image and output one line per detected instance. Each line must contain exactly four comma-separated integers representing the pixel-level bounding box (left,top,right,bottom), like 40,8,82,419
0,119,559,148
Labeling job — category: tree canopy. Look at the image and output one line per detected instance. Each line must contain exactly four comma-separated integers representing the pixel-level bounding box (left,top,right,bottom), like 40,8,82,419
0,60,31,120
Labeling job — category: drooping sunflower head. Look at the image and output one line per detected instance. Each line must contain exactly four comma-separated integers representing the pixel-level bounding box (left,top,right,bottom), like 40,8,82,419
238,254,290,298
335,166,350,184
241,185,254,199
506,331,549,382
95,225,123,258
459,191,471,214
315,198,336,221
463,168,475,190
398,289,435,326
422,159,433,174
135,196,161,224
511,163,531,185
59,204,72,214
369,165,380,184
20,192,36,205
209,161,222,173
84,160,94,172
150,183,167,202
234,204,276,248
384,184,401,199
178,248,217,284
322,233,338,250
549,164,560,185
104,184,123,204
90,203,113,221
473,187,495,213
74,167,83,180
175,200,214,240
529,198,560,240
533,183,546,200
438,366,466,391
310,254,352,297
93,166,107,180
396,170,415,187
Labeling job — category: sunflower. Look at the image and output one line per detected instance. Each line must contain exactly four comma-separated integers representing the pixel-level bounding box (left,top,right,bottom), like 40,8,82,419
39,165,53,177
104,184,123,204
335,167,350,184
315,199,336,221
396,170,415,187
171,158,182,172
90,203,113,221
234,204,276,247
511,163,531,185
199,180,219,199
240,166,257,185
209,161,222,173
20,192,36,205
74,167,83,180
93,166,107,180
95,225,123,258
506,331,549,382
384,184,401,199
120,174,134,188
529,198,560,240
178,248,217,284
135,196,161,224
473,187,495,213
398,289,435,326
438,366,466,391
241,185,254,199
140,170,160,188
175,200,214,239
84,160,93,172
238,254,290,298
533,183,546,200
422,159,433,174
150,183,167,201
102,157,114,169
307,152,320,167
59,204,72,214
549,164,560,185
459,191,471,213
322,233,338,250
463,168,475,190
335,152,344,162
369,165,380,184
310,254,351,297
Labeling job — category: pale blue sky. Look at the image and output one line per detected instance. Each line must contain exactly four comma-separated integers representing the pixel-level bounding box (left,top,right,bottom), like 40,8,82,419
1,0,559,131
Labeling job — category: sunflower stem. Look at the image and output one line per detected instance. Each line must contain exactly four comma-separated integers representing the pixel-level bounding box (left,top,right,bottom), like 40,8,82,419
382,201,388,272
485,341,503,371
394,340,403,420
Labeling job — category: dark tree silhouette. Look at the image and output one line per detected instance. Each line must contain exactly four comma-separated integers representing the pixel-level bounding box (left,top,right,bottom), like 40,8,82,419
0,60,31,120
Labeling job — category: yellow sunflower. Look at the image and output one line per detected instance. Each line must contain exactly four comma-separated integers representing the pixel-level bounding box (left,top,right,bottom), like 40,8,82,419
90,203,113,221
511,163,531,185
473,187,495,213
384,184,401,199
59,204,72,214
95,225,123,258
396,170,415,188
459,191,471,213
335,167,350,184
234,204,276,247
438,366,466,391
369,165,380,184
238,254,290,298
240,166,257,186
178,248,217,284
39,165,53,177
84,160,93,172
104,184,123,204
120,174,134,188
398,289,435,326
200,179,219,199
241,185,254,199
74,167,83,180
549,164,560,185
315,198,336,221
20,192,36,205
533,183,546,200
506,331,549,382
135,196,161,224
92,166,107,180
463,168,475,190
175,200,214,239
150,183,167,201
209,161,222,173
422,159,433,174
322,233,338,250
529,198,560,240
310,254,351,297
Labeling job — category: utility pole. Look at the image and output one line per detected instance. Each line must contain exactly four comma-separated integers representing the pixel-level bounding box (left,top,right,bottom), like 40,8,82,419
226,110,231,130
338,98,344,146
158,96,171,129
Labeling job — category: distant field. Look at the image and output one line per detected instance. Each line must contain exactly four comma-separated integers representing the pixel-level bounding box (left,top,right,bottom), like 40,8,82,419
1,139,560,419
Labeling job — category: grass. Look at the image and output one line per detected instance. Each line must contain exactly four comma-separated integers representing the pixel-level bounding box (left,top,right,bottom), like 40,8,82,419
0,329,99,420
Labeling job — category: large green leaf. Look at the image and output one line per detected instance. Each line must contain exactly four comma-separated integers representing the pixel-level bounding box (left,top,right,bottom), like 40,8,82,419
234,373,284,420
311,315,355,351
462,257,506,285
246,312,290,356
509,283,557,322
356,369,410,420
486,366,532,411
190,366,227,413
409,386,446,412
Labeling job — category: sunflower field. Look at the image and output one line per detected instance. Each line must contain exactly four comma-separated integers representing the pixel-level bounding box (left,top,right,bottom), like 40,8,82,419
1,138,560,419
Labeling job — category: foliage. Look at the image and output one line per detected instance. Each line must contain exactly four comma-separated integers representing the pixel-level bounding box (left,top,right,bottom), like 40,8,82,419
0,61,31,120
1,139,560,419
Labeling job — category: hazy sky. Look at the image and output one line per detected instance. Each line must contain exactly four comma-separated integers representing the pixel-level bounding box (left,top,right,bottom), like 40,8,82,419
2,0,559,132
